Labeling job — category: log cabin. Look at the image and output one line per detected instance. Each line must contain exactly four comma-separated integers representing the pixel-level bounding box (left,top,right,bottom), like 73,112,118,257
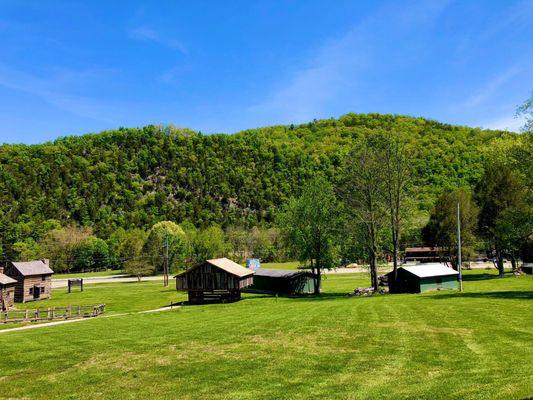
174,258,254,304
0,268,17,310
4,260,54,303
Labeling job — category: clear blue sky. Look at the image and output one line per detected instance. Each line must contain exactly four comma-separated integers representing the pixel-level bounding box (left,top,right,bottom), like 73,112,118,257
0,0,532,144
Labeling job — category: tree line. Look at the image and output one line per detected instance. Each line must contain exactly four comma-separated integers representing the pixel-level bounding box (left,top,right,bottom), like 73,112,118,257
0,109,530,288
280,96,533,292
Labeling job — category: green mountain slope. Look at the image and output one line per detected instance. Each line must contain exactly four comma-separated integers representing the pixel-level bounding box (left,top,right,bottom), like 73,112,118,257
0,113,514,246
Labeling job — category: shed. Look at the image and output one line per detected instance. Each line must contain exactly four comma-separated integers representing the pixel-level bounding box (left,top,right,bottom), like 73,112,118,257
247,269,315,295
0,272,17,310
385,263,458,293
174,258,254,304
4,260,54,303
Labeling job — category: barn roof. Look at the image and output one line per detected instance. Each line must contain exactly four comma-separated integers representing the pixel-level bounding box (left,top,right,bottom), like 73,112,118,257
405,247,441,253
253,269,313,278
206,258,253,277
0,273,17,285
175,258,254,279
10,260,54,276
401,263,458,278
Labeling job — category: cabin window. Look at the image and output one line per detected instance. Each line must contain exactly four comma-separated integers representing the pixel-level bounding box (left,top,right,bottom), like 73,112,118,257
29,287,33,295
42,275,46,281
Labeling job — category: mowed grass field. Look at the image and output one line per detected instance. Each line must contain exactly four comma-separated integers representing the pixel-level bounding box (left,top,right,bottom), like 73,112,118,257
0,270,531,399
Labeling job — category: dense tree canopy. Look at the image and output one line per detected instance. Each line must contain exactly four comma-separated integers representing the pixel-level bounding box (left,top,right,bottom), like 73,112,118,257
0,113,517,265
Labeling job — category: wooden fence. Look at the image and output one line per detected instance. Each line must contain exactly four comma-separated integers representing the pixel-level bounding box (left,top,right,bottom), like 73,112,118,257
1,304,105,324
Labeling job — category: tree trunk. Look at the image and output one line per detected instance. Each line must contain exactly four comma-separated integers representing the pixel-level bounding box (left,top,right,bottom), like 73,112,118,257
310,259,319,295
315,255,322,295
316,266,321,295
511,255,517,272
370,253,379,291
392,238,398,282
496,251,505,276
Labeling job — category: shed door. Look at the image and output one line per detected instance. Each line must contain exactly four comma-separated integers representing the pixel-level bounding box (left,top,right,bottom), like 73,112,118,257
33,286,41,299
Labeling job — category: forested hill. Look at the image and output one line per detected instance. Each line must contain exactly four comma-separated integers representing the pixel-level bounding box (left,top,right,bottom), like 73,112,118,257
0,113,514,244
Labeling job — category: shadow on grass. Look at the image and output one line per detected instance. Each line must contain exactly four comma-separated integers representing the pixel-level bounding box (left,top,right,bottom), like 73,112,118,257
428,291,533,300
243,291,354,302
462,273,506,282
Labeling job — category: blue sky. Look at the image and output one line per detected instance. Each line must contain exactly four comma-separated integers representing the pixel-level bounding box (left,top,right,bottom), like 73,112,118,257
0,0,532,144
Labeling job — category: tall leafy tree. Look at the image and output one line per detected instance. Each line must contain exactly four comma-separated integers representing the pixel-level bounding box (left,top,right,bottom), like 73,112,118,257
339,135,388,291
381,131,414,280
40,226,93,272
475,162,528,275
72,237,111,271
143,221,187,273
422,189,479,268
185,224,226,266
278,176,341,294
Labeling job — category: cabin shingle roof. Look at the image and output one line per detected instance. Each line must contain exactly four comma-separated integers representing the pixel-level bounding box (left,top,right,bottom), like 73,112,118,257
0,273,17,285
10,260,54,276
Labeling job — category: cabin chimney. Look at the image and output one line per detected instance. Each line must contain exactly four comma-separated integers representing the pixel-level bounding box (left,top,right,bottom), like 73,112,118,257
41,259,50,266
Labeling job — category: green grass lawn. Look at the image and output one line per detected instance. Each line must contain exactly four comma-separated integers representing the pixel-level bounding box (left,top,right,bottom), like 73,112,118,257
53,269,126,279
0,270,531,399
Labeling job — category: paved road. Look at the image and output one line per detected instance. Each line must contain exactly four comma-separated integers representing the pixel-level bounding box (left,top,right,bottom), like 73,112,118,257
52,262,501,288
52,275,164,288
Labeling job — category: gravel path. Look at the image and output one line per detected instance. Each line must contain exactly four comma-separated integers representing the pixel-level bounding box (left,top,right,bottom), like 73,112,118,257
0,306,179,334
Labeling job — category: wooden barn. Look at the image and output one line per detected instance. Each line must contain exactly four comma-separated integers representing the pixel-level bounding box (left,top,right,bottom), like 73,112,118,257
248,269,315,295
174,258,254,304
0,270,17,310
4,260,54,303
385,263,458,293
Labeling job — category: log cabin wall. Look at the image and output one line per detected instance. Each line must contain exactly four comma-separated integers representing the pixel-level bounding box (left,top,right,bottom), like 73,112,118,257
14,275,52,303
1,286,15,308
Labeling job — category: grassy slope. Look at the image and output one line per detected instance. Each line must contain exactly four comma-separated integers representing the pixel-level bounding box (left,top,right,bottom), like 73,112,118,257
0,270,531,400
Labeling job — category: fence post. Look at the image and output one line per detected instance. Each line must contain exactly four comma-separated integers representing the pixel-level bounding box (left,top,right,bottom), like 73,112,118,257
24,309,29,321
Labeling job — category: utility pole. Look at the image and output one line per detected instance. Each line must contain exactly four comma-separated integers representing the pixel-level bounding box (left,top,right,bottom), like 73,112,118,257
163,234,169,287
457,202,463,292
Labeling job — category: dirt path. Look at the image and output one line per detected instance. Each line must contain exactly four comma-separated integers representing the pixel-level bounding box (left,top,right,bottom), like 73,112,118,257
0,305,180,334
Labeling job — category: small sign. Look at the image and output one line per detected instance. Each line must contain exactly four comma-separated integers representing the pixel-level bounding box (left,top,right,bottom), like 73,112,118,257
246,258,261,270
